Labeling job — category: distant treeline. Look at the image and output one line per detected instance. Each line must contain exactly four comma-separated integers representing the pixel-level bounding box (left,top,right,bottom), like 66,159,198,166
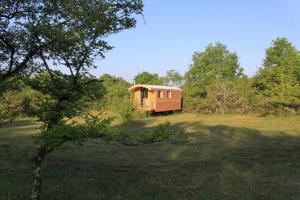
1,37,300,124
133,37,300,116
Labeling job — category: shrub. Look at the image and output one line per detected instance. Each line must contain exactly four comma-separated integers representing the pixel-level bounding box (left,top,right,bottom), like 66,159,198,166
1,91,22,123
117,121,187,146
0,110,7,126
183,78,255,114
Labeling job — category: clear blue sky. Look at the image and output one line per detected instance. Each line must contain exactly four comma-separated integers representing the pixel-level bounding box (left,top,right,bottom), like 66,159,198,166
92,0,300,82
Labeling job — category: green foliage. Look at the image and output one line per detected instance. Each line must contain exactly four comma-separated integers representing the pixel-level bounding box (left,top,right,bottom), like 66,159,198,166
184,78,255,114
184,42,244,97
133,69,183,87
0,0,144,80
37,112,113,148
254,37,300,115
134,71,163,85
26,72,105,127
162,69,183,87
183,39,300,115
116,121,186,146
115,97,133,121
21,90,40,117
0,90,23,123
37,113,185,149
1,1,145,199
183,42,248,114
99,74,132,121
0,83,41,123
0,78,24,95
0,109,7,126
207,78,255,114
139,122,176,144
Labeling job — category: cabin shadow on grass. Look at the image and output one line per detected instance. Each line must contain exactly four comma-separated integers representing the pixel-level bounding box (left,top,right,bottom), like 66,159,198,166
0,117,300,199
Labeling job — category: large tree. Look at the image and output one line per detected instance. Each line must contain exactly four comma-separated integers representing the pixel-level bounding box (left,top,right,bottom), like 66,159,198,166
162,69,183,87
254,37,300,114
184,42,244,97
134,71,163,85
1,1,144,199
0,0,143,81
100,74,132,121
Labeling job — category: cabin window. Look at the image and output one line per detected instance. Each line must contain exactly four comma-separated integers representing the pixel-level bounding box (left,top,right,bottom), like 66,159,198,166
157,90,162,98
141,89,148,98
167,91,171,98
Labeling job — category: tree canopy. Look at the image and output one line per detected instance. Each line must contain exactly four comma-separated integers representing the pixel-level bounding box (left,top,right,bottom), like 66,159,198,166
134,71,163,85
1,1,144,199
99,74,132,121
254,37,300,114
184,42,244,97
0,0,143,81
162,69,183,87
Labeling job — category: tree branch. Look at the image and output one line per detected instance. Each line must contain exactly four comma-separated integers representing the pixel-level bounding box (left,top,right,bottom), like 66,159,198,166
39,52,54,82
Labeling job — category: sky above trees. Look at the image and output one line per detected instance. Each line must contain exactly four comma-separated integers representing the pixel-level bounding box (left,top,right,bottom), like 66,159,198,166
91,0,300,82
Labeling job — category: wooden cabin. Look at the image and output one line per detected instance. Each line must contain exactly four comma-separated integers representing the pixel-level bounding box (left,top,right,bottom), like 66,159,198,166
128,84,182,113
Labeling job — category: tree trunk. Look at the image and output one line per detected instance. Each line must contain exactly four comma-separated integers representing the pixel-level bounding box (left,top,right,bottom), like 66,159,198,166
31,145,53,200
31,155,43,200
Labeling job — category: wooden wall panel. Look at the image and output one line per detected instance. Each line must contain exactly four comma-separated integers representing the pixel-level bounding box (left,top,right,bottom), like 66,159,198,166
155,90,182,112
131,87,182,112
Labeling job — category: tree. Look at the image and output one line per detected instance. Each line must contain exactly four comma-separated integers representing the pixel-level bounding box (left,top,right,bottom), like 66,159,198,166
0,0,144,82
0,90,22,123
100,74,132,121
134,71,163,85
183,78,255,114
184,42,244,97
254,38,300,114
27,72,185,199
1,2,186,199
1,1,144,199
0,78,23,123
162,69,183,87
0,79,40,122
26,72,108,199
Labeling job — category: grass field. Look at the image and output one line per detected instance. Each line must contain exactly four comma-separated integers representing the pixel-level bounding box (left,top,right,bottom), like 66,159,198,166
1,113,300,199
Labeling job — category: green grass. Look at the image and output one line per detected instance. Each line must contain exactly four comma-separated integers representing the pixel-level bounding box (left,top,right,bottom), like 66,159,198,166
1,114,300,199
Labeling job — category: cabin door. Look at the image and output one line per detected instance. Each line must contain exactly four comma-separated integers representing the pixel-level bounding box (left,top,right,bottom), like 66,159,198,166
140,89,148,107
